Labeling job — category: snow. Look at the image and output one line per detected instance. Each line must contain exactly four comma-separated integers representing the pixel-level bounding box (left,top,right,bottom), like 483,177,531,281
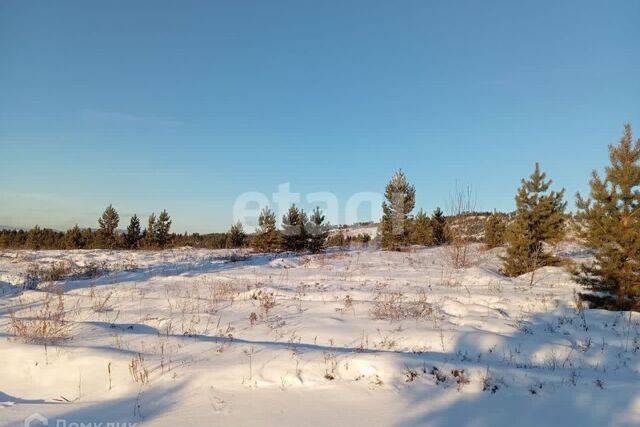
0,245,639,426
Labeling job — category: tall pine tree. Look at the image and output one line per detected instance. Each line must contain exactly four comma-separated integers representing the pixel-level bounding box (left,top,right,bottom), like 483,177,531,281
307,206,329,253
144,213,157,248
281,204,307,252
252,207,281,252
226,222,246,248
576,124,640,309
380,169,416,250
430,207,447,245
98,204,120,249
502,163,566,277
155,210,172,248
125,215,142,249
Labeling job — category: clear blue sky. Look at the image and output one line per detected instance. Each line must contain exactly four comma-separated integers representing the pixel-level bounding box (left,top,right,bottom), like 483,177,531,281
1,0,639,232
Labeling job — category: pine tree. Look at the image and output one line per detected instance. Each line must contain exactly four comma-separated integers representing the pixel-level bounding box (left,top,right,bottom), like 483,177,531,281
576,124,640,309
81,228,95,249
307,206,329,253
430,207,447,245
502,163,566,277
26,225,44,250
484,212,507,249
155,210,172,248
411,209,434,246
65,224,85,249
125,215,142,249
226,222,246,248
98,204,120,249
380,169,416,250
252,207,281,252
144,213,157,248
281,204,307,252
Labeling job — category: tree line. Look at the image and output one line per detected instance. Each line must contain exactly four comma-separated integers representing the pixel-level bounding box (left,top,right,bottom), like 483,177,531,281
0,203,331,253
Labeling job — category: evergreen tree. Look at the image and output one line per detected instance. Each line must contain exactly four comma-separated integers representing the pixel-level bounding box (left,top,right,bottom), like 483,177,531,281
484,212,507,249
65,224,85,249
144,213,157,248
430,207,447,245
410,208,434,246
97,204,120,249
82,228,96,249
281,204,307,252
25,225,45,250
326,232,346,247
125,215,142,249
307,206,329,253
226,222,246,248
380,169,416,250
154,210,172,248
575,124,640,309
252,207,281,252
502,163,566,277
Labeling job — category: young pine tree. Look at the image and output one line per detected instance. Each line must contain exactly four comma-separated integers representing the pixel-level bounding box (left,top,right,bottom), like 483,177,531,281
430,207,447,245
226,222,246,248
65,224,85,249
81,228,96,249
281,204,308,252
26,225,44,250
125,215,142,249
144,213,157,248
98,204,120,249
410,209,434,246
154,210,172,248
484,212,507,249
502,163,566,278
252,207,281,252
380,169,416,250
575,124,640,309
307,206,329,253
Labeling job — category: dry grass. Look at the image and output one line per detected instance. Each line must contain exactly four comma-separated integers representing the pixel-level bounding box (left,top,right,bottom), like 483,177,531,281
369,290,432,321
24,260,107,289
9,292,73,344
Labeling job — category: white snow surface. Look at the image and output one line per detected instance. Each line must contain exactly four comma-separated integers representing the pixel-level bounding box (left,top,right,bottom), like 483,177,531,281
0,245,639,426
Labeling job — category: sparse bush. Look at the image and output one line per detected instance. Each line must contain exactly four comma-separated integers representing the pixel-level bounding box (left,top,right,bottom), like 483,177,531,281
9,292,72,344
445,185,477,268
369,290,432,321
25,261,74,288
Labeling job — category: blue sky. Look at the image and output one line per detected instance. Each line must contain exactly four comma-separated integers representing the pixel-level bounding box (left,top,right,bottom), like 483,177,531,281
1,0,639,232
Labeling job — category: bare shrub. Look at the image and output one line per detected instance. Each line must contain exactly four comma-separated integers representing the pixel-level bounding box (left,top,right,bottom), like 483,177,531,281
9,292,72,344
335,294,354,314
369,290,433,321
445,185,478,269
370,292,405,321
252,290,277,318
24,261,74,289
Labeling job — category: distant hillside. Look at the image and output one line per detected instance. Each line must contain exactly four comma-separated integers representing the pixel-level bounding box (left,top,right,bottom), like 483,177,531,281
0,225,24,231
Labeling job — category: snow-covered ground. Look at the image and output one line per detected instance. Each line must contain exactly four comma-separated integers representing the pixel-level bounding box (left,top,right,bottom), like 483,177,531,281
1,245,639,426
